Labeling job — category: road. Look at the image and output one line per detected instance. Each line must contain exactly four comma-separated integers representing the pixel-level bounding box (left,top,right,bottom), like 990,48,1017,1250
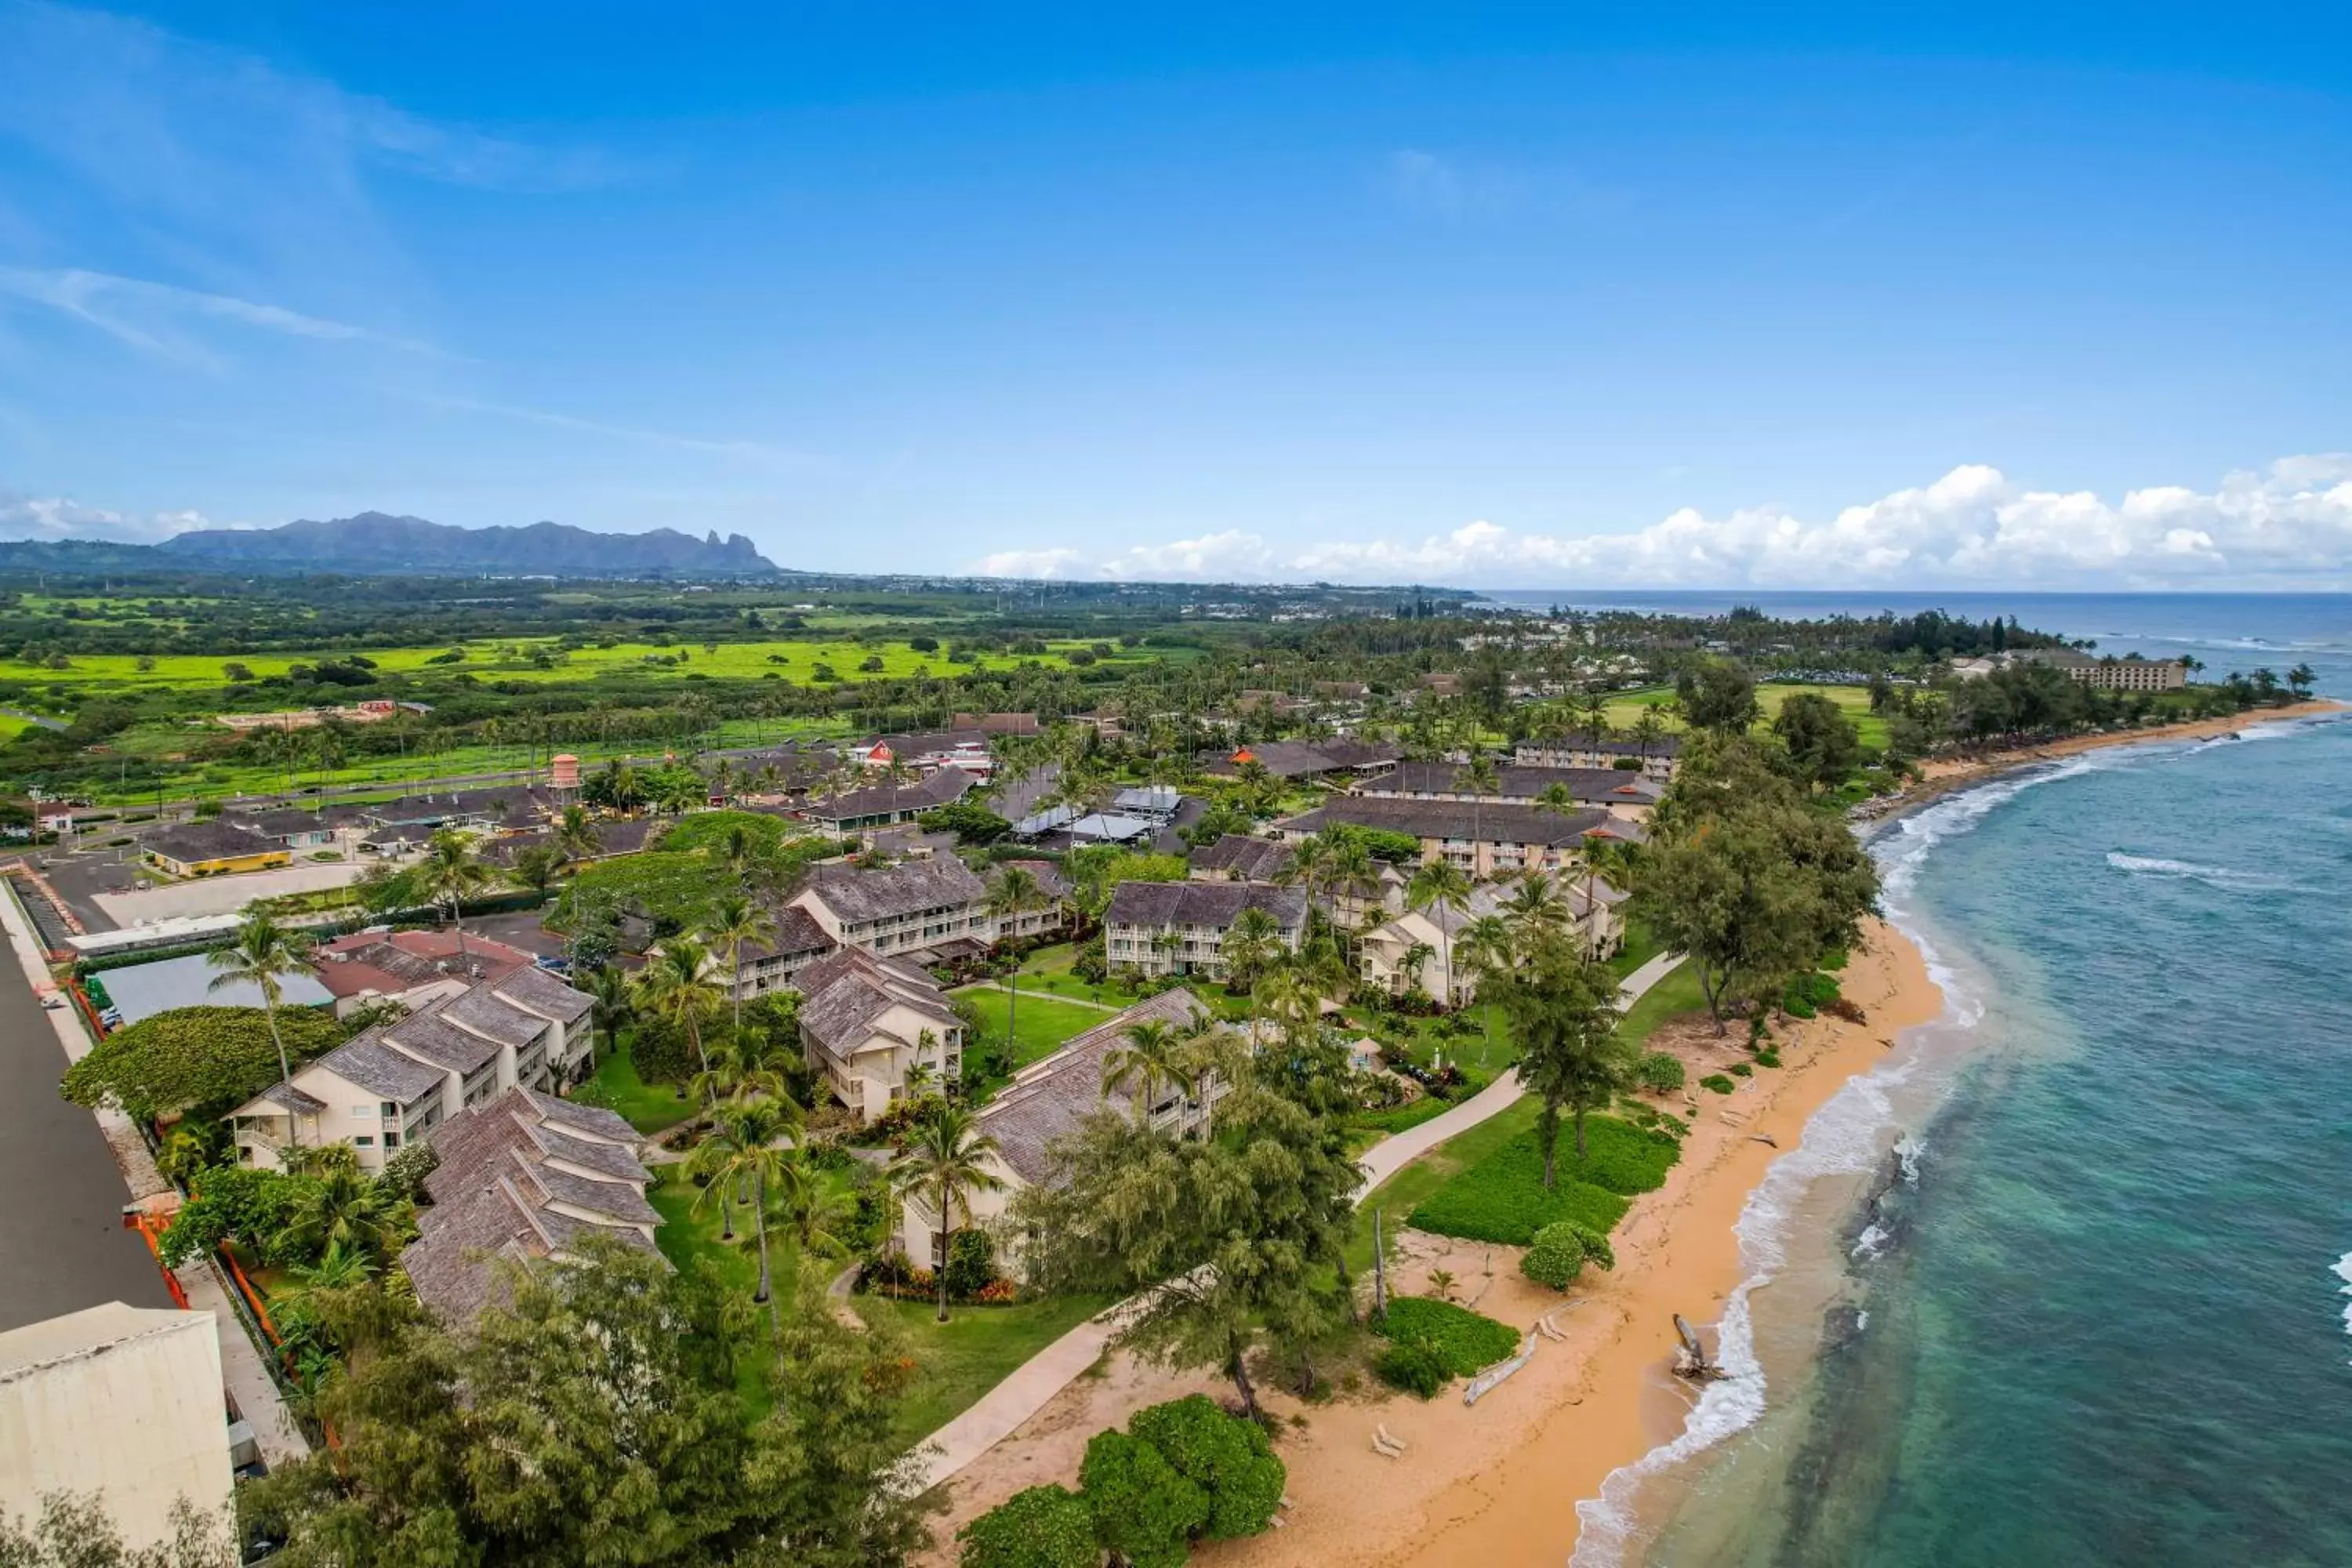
0,913,173,1331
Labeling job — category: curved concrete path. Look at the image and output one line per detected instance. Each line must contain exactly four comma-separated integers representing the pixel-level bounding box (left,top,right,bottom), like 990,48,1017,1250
901,949,1686,1494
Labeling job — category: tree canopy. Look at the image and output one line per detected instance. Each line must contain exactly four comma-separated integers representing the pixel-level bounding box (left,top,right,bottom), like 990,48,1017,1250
61,1004,344,1123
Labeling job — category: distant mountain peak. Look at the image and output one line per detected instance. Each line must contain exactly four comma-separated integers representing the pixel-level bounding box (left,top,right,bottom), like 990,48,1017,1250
157,513,779,578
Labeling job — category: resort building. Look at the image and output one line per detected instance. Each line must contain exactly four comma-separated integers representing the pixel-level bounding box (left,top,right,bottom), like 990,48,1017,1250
141,821,292,877
949,711,1044,735
1272,794,1639,880
1104,881,1305,978
1196,738,1402,782
227,805,361,851
309,927,539,1020
722,904,838,1000
796,947,964,1121
2017,649,2190,691
787,857,995,964
1354,762,1662,820
1358,878,1626,1007
1512,734,1682,778
848,730,996,776
992,858,1073,942
896,989,1223,1265
1187,833,1294,883
0,1303,233,1552
801,765,978,833
224,968,595,1171
401,1089,660,1327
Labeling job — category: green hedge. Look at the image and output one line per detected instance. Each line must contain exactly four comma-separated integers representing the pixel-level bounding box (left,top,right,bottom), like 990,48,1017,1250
1373,1297,1520,1376
1405,1117,1678,1245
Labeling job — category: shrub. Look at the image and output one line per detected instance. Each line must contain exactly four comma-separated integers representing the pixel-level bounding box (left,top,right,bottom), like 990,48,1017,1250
1700,1074,1736,1095
942,1228,999,1301
1755,1048,1782,1068
1080,1429,1207,1568
958,1484,1097,1568
61,1005,344,1123
1126,1395,1284,1539
1406,1120,1677,1244
918,804,1013,845
1374,1338,1450,1399
1729,1062,1753,1077
1782,971,1841,1019
1521,1221,1617,1290
1634,1051,1685,1093
1372,1297,1521,1376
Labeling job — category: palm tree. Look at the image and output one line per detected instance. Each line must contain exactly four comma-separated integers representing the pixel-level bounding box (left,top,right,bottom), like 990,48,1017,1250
775,1152,855,1259
985,864,1046,1056
1632,706,1668,763
702,895,777,1036
887,1102,1006,1323
1458,752,1501,858
635,938,721,1086
1102,1018,1190,1115
691,1097,800,1327
1218,904,1282,1002
207,913,318,1149
1456,914,1518,1061
506,843,567,898
1580,688,1613,749
1406,859,1473,1011
687,1032,795,1112
277,1163,405,1266
581,964,632,1076
416,829,491,961
1577,837,1635,958
1398,939,1436,1002
553,803,600,862
1503,869,1568,942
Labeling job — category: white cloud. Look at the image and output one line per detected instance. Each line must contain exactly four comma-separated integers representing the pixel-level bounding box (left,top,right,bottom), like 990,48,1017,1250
967,456,2352,588
0,267,438,363
0,493,212,543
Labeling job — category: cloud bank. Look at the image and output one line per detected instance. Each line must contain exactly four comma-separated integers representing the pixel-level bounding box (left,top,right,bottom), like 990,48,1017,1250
970,456,2352,589
0,493,211,544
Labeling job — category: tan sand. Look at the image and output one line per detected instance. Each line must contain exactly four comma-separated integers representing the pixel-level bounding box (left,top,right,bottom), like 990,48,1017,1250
1883,699,2345,811
926,920,1944,1567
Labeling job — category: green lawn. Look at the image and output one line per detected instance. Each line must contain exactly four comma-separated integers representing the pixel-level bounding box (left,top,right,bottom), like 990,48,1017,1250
1010,944,1149,1009
854,1292,1114,1448
1404,1116,1679,1244
1613,960,1709,1050
578,1032,696,1135
955,986,1115,1074
1348,1098,1541,1272
1597,681,1889,750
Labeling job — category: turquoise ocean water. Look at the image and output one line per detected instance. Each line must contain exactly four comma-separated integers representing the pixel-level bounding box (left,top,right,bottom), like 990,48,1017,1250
1532,595,2352,1567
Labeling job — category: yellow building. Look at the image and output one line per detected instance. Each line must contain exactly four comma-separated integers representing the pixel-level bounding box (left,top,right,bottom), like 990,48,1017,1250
142,821,294,877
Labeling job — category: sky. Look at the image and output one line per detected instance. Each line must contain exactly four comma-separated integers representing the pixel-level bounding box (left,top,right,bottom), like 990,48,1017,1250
2,1,2350,589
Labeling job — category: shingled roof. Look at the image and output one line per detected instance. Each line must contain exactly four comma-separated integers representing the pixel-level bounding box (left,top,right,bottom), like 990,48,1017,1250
1276,794,1622,847
402,1087,660,1327
797,948,960,1062
1105,880,1307,930
798,857,988,924
804,766,976,824
1187,834,1294,881
1359,763,1664,807
978,989,1211,1185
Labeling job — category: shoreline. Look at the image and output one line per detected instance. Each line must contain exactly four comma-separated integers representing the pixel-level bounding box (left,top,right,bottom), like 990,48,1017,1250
923,920,1946,1567
1856,699,2347,825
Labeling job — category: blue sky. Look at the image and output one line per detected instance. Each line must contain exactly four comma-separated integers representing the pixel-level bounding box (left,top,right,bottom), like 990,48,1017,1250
3,2,2350,587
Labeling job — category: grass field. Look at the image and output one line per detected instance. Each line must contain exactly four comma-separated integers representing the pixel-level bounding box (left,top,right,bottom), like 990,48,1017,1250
0,631,1169,704
1598,681,1888,750
956,986,1114,1079
579,1032,697,1135
854,1292,1113,1447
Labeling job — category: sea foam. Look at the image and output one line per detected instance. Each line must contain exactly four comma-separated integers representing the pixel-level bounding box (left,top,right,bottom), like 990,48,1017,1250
2337,1254,2352,1362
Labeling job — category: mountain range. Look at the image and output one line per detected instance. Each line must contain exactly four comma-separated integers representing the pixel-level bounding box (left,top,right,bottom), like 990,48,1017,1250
151,513,779,577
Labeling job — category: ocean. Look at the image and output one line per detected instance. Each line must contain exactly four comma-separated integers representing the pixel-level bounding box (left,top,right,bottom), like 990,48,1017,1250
1545,594,2352,1566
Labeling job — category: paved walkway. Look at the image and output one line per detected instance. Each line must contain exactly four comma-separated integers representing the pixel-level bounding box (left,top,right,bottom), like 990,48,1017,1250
953,978,1123,1012
902,949,1687,1494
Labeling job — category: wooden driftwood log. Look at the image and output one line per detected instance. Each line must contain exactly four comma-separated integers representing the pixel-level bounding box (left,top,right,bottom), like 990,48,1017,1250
1671,1313,1726,1381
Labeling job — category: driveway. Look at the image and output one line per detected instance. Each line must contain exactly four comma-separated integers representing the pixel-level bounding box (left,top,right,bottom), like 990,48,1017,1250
92,860,363,927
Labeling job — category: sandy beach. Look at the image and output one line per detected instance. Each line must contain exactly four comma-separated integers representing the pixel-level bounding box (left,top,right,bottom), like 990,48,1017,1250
924,919,1945,1567
1861,699,2347,820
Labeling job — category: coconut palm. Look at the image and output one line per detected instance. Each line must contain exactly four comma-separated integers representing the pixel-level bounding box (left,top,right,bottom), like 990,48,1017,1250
634,937,721,1086
207,913,318,1149
1398,939,1436,1001
506,843,567,898
579,963,632,1076
416,829,491,961
985,864,1046,1055
690,1097,799,1327
277,1163,406,1267
702,895,777,1035
1458,752,1501,852
1406,859,1474,1011
1503,869,1568,942
1102,1018,1191,1114
687,1031,796,1112
1218,903,1283,1000
776,1156,855,1259
553,803,600,861
1456,914,1519,1060
886,1102,1006,1323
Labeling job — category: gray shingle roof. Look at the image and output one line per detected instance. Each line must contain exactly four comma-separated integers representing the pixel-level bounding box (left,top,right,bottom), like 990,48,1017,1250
1105,880,1306,930
742,904,836,963
312,1032,446,1105
379,999,506,1076
1362,763,1662,805
805,767,976,823
436,984,547,1048
980,989,1210,1185
489,966,593,1026
1277,795,1616,847
404,1088,659,1326
799,856,987,924
143,820,281,865
796,947,959,1059
1187,834,1294,881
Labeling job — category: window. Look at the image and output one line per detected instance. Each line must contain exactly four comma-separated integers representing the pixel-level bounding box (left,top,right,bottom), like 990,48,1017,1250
352,1105,375,1117
383,1131,401,1149
353,1134,376,1148
379,1102,398,1118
